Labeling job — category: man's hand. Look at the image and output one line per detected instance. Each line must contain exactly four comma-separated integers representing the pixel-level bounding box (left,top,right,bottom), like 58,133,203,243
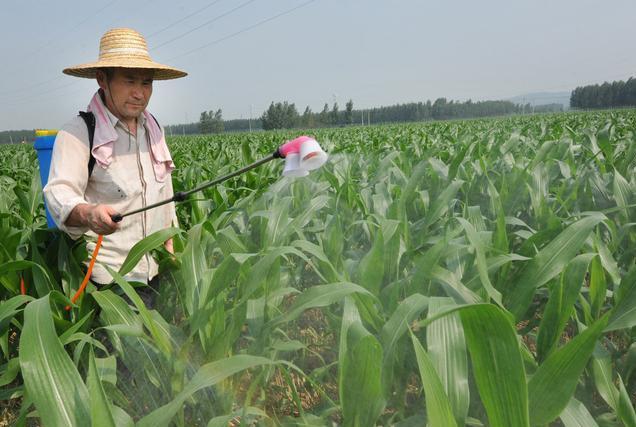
66,204,120,235
164,238,174,254
86,205,120,235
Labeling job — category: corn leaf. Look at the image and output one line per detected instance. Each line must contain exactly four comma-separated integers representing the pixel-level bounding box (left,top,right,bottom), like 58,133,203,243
560,397,599,427
87,348,117,427
206,407,269,427
0,294,31,336
617,374,636,427
357,230,384,295
137,355,278,427
606,263,636,331
19,295,90,427
592,345,619,412
0,260,54,293
340,297,385,427
506,213,604,318
268,282,373,328
106,266,173,356
427,297,469,426
381,294,429,375
536,253,594,361
410,331,457,427
118,227,181,277
423,179,464,228
0,358,20,387
528,315,609,426
460,304,529,427
457,218,502,305
589,255,607,319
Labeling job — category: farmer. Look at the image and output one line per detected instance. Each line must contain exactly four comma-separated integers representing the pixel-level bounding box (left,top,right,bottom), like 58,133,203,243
43,28,186,301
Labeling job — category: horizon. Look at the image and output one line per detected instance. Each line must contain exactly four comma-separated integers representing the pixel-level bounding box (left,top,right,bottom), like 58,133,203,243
0,92,572,134
1,0,635,131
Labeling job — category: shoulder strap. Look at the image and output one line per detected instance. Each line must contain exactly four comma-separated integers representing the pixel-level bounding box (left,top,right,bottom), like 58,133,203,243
149,112,160,129
78,111,96,177
77,111,160,178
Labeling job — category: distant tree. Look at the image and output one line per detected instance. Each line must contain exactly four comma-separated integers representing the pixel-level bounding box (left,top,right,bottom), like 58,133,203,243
199,111,210,133
261,101,299,130
330,102,339,125
432,98,447,119
285,103,299,128
181,92,557,137
199,109,224,133
627,78,636,105
533,103,563,113
221,118,262,132
261,102,279,130
345,99,354,125
0,129,34,144
570,76,636,109
302,106,315,128
318,103,329,126
212,109,224,133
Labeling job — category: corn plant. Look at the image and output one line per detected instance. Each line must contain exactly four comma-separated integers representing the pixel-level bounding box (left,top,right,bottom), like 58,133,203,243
1,110,636,426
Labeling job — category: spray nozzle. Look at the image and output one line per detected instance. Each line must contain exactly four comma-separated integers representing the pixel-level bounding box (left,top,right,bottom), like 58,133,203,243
282,153,309,177
277,136,328,176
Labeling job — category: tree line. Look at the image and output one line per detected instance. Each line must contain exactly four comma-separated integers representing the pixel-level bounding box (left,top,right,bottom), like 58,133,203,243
260,100,355,130
198,109,224,134
570,77,636,109
164,117,264,136
257,98,531,130
0,130,33,144
0,92,580,143
185,98,531,134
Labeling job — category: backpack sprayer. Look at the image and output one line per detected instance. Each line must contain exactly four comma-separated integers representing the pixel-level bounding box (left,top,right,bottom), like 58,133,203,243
33,133,328,309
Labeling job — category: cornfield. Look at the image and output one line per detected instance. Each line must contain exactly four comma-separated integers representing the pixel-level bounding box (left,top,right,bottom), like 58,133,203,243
1,110,636,426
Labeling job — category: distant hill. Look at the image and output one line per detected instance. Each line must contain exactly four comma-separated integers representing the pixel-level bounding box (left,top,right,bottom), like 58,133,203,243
508,92,571,108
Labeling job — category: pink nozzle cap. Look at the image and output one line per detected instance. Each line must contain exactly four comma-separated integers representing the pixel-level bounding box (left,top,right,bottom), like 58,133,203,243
278,136,314,157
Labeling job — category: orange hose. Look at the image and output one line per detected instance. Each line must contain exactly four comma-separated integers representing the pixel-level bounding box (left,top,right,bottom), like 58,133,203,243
20,276,26,295
65,234,104,311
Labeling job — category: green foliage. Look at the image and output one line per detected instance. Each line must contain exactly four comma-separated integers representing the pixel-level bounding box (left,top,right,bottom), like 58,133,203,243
0,129,33,144
19,296,90,427
571,76,636,109
2,110,636,425
198,109,224,134
261,101,299,130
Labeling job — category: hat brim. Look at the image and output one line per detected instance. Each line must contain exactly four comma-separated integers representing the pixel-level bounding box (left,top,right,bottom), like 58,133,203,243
63,59,187,80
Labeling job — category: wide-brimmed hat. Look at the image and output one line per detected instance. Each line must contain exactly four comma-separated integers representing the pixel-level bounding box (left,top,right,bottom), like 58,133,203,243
63,28,187,80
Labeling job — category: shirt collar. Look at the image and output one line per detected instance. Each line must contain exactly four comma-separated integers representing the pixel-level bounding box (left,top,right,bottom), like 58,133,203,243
97,90,147,129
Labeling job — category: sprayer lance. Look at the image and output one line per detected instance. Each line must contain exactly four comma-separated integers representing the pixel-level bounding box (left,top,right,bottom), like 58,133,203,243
111,151,281,223
111,135,327,223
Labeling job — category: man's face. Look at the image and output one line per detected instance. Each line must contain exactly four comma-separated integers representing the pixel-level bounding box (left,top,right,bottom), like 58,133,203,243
97,68,154,122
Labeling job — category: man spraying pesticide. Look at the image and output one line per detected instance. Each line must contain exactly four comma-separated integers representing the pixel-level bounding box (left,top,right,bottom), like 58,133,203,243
41,28,327,309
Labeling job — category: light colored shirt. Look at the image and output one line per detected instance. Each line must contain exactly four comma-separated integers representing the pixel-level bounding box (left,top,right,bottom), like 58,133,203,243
43,107,178,284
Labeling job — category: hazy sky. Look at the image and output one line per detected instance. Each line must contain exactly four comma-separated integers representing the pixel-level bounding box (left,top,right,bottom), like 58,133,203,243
1,0,635,131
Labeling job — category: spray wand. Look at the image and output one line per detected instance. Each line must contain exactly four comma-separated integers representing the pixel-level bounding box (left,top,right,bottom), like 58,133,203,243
112,136,326,222
66,136,328,310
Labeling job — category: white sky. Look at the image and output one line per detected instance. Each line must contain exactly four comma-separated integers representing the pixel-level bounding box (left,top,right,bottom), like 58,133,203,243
1,0,635,131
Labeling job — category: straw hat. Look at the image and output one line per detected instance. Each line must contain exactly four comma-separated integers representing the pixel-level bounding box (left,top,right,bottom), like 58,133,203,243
63,28,187,80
